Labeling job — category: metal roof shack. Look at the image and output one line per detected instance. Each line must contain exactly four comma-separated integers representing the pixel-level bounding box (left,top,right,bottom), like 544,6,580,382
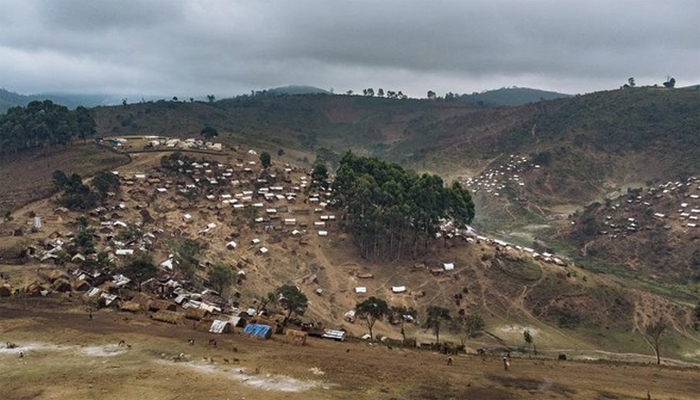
322,329,346,341
243,324,272,339
391,286,407,294
209,319,233,334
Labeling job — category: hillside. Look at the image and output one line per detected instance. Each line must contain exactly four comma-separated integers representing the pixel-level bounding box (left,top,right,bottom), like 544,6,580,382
1,146,698,364
456,87,571,106
84,87,700,314
92,87,699,202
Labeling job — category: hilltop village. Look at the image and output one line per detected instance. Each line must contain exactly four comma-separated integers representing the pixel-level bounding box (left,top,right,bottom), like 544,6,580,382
0,136,573,344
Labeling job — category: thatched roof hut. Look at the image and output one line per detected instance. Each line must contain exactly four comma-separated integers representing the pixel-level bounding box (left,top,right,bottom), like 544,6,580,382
120,301,144,313
25,282,46,297
73,280,91,292
130,292,152,307
40,269,70,283
151,310,184,325
185,307,209,321
52,278,72,292
148,299,177,312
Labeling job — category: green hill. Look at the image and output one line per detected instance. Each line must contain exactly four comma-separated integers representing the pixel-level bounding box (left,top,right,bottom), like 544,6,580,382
456,87,571,106
89,87,700,286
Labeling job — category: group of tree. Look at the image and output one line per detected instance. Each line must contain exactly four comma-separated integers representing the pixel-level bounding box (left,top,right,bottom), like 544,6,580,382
0,100,95,155
52,170,120,210
623,76,676,89
355,297,484,344
353,88,408,99
121,253,158,292
200,126,218,140
207,264,235,295
330,152,475,259
160,152,196,172
172,238,201,281
73,216,96,255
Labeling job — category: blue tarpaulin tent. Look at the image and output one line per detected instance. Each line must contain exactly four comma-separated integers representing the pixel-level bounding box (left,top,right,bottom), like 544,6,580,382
243,323,272,339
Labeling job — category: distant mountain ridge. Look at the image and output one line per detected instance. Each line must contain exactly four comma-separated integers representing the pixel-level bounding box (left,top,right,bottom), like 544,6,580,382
262,85,331,95
456,87,572,106
0,88,119,112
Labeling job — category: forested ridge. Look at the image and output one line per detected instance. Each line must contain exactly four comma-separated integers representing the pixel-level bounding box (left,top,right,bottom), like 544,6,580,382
330,152,474,259
0,100,96,154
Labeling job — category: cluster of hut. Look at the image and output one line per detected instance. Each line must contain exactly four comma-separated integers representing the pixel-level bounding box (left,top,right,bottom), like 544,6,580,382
589,176,700,238
104,136,225,152
463,154,539,197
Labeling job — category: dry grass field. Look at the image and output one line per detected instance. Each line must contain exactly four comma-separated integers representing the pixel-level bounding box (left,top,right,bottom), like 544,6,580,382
1,300,699,400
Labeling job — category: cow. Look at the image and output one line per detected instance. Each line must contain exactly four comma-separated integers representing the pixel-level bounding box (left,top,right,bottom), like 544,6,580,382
558,353,567,361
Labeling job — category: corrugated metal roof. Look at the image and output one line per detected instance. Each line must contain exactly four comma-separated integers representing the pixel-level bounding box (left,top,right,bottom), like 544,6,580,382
322,329,346,341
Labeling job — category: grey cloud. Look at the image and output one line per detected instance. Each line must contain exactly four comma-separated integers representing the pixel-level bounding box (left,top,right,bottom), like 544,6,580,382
0,0,697,97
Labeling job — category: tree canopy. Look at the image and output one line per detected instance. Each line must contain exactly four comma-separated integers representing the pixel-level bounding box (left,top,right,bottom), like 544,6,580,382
0,100,95,154
259,151,271,168
424,305,451,344
356,296,389,339
275,284,308,324
331,152,474,259
208,264,234,296
121,253,157,291
200,126,218,140
91,171,121,200
53,170,96,210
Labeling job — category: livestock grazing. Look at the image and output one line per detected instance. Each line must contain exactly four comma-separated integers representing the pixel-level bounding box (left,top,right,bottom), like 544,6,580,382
558,353,567,361
188,339,195,346
118,340,126,347
232,346,238,353
223,358,230,364
19,351,24,358
233,358,240,364
446,357,453,365
208,339,217,347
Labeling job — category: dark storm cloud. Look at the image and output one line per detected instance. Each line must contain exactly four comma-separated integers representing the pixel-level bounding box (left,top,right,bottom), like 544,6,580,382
0,0,697,97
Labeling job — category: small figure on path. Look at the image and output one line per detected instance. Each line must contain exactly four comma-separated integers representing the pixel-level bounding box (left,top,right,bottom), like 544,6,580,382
502,356,509,371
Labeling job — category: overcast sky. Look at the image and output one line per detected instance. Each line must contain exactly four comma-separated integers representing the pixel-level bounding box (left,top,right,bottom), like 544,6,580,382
0,0,698,98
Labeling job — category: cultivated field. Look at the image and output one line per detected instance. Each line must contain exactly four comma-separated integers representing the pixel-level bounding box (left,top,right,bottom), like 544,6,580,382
0,144,130,213
1,300,699,400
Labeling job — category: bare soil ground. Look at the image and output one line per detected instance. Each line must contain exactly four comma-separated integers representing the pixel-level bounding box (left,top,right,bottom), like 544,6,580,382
1,301,699,400
0,144,130,212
